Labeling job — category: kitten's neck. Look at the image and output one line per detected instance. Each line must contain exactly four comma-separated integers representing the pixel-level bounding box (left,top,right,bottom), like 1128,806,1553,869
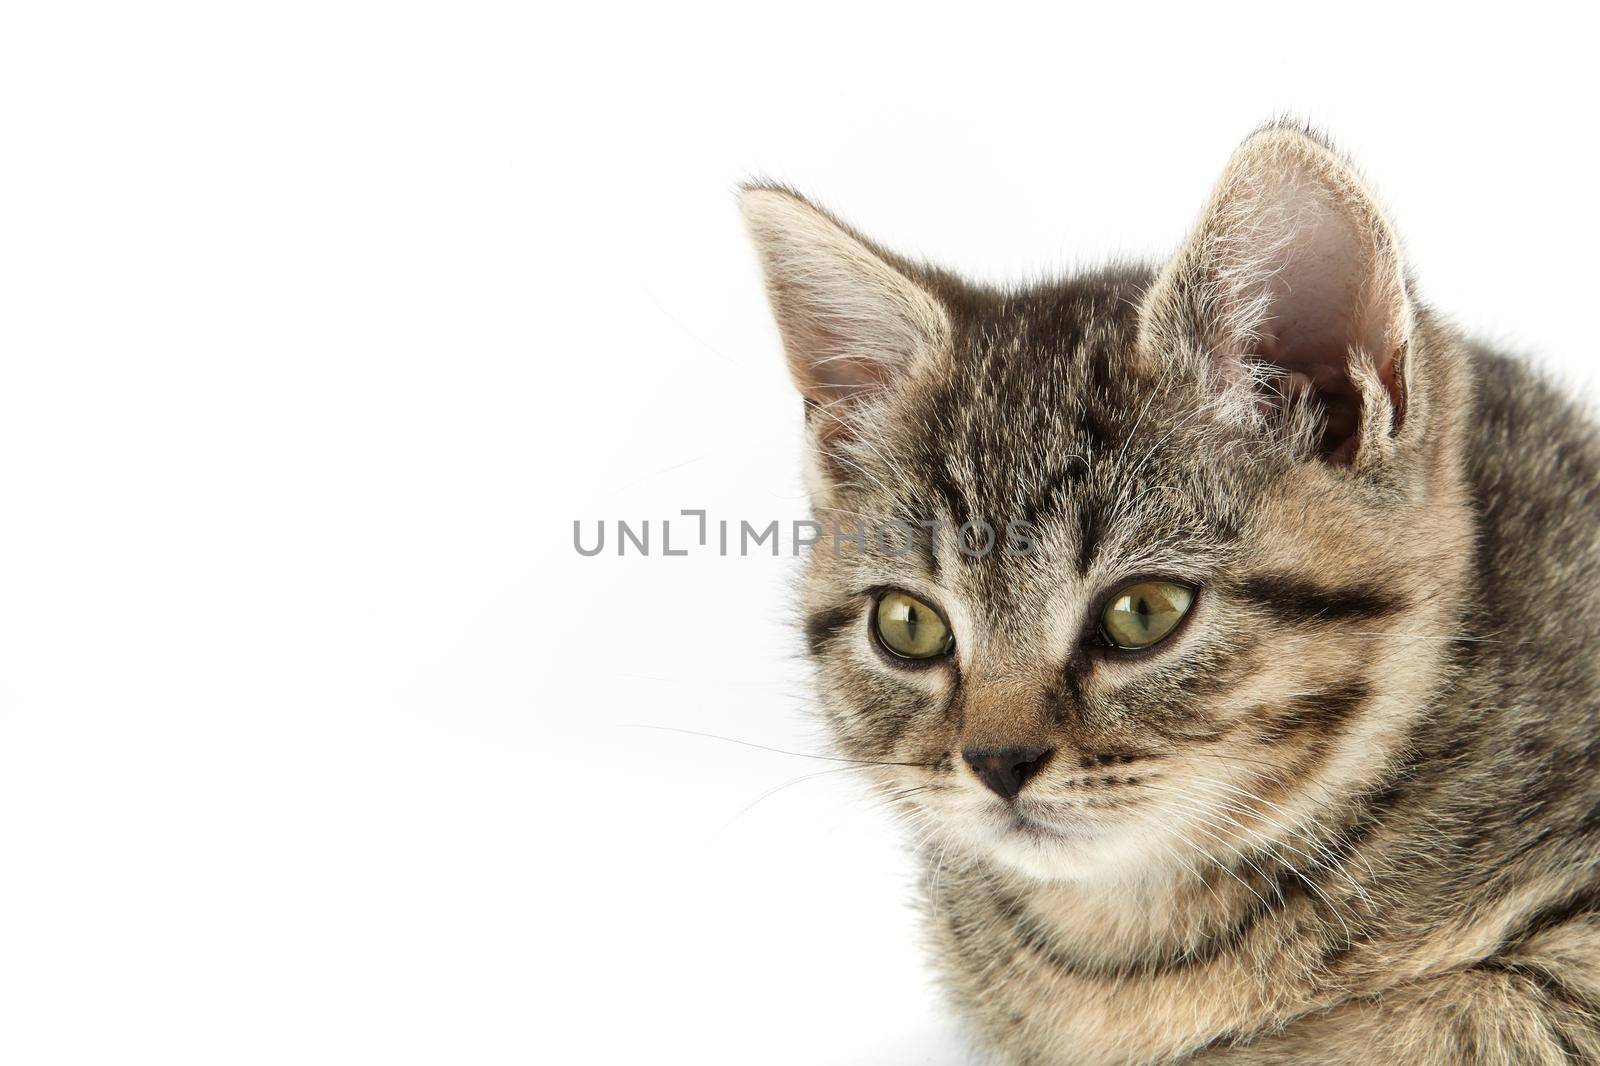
926,782,1401,978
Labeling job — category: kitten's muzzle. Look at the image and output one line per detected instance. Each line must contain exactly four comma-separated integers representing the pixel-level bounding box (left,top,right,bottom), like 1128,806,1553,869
961,745,1055,801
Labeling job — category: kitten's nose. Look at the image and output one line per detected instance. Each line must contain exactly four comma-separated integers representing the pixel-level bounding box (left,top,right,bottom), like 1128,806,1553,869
961,745,1054,801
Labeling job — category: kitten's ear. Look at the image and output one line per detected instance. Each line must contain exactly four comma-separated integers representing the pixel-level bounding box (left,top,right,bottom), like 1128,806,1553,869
1142,126,1414,466
741,185,950,432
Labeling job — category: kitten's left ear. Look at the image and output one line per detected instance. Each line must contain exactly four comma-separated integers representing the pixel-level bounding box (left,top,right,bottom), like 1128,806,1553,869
1142,125,1414,466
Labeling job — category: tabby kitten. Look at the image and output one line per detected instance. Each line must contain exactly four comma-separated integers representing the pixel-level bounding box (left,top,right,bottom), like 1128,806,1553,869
741,125,1600,1064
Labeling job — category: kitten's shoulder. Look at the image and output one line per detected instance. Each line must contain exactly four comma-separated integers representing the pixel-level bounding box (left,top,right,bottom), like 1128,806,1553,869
1465,343,1600,531
1462,341,1600,663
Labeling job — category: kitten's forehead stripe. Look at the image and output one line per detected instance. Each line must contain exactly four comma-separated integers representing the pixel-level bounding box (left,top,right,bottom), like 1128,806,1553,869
1074,505,1102,576
1015,458,1088,533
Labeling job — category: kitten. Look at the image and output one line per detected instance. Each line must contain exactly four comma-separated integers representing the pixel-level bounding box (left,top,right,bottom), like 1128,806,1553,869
741,124,1600,1064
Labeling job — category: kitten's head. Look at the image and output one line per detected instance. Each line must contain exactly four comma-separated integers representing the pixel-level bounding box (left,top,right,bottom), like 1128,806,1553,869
743,125,1474,883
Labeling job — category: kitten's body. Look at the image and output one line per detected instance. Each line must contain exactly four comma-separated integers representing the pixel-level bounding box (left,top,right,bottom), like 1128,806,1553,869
742,127,1600,1063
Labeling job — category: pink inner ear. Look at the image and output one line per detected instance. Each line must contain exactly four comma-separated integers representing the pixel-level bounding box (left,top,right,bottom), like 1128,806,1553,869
787,319,903,447
791,320,892,399
787,325,901,454
1243,185,1405,457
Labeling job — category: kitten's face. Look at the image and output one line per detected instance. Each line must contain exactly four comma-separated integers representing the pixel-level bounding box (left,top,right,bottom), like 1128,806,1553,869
745,128,1471,883
799,286,1404,882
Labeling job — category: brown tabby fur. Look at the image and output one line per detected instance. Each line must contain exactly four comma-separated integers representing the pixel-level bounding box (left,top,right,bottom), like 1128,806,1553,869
741,124,1600,1063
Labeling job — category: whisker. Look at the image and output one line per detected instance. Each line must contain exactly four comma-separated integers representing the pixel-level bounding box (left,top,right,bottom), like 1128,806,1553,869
718,766,861,832
624,723,940,768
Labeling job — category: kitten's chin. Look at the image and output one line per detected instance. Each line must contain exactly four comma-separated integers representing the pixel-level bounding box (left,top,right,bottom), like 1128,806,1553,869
976,815,1160,883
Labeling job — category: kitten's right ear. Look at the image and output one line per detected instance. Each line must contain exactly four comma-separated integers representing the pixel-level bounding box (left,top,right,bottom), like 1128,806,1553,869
740,185,950,430
1140,126,1415,468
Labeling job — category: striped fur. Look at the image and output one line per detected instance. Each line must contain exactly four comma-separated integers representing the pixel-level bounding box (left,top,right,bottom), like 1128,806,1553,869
744,124,1600,1063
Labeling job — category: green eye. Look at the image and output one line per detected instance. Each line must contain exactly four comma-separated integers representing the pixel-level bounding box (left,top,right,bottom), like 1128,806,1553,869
874,591,953,660
1100,581,1195,650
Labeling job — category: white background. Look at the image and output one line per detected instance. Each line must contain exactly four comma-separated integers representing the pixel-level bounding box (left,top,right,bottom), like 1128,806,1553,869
1,3,1595,1063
